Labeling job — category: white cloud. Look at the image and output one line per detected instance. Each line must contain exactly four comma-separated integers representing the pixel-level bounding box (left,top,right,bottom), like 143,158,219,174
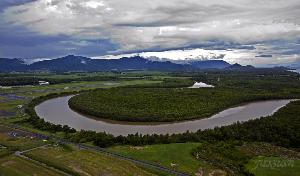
97,48,227,61
95,45,300,67
81,1,105,9
2,0,300,52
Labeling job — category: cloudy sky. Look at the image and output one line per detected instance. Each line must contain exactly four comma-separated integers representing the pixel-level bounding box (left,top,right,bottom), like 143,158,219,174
0,0,300,66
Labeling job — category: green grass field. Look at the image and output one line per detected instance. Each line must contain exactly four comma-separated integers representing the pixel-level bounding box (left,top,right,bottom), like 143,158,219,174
24,144,155,176
0,155,62,176
108,143,216,175
246,157,300,176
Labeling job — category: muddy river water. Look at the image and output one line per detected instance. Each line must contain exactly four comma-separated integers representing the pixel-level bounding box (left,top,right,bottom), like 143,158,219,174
35,95,293,136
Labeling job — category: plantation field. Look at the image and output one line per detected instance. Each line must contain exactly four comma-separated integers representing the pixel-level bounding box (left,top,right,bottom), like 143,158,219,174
24,144,155,176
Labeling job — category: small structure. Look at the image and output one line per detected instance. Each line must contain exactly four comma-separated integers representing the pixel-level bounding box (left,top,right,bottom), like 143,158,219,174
38,81,50,85
189,82,215,88
8,132,18,138
170,163,178,167
0,86,12,89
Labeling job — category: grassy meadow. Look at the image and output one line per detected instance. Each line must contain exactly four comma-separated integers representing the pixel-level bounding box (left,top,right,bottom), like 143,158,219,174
109,143,216,175
24,144,155,176
0,155,63,176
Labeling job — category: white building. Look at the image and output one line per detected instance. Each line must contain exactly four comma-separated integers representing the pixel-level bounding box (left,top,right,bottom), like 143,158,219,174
38,81,50,85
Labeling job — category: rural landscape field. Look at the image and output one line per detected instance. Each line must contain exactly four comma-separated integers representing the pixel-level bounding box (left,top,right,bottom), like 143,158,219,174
0,0,300,176
0,70,299,175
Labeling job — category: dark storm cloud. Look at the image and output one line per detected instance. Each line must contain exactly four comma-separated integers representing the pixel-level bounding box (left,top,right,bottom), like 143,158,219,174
255,55,273,58
0,23,117,58
0,0,36,11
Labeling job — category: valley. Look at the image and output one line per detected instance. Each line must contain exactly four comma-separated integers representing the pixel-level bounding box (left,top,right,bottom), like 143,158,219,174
1,0,300,175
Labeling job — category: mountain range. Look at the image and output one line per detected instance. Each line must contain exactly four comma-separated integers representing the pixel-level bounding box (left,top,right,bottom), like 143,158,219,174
1,55,250,72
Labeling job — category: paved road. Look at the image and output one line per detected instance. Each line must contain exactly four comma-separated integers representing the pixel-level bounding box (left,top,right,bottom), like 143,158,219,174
5,124,190,176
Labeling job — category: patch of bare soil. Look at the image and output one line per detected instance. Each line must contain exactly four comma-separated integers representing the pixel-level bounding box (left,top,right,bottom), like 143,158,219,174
208,169,227,176
0,110,15,117
69,162,91,176
130,146,148,150
1,160,15,167
195,167,204,176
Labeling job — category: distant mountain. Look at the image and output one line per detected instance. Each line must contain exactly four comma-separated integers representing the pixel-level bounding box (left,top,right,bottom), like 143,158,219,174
0,55,255,72
226,63,242,69
225,63,255,71
0,58,27,72
190,60,231,69
30,55,93,71
29,55,193,72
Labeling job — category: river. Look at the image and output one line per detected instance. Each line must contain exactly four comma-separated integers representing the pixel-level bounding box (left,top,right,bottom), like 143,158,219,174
35,96,293,136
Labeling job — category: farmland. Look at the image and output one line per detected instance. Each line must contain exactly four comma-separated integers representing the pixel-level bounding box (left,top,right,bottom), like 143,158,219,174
24,144,155,176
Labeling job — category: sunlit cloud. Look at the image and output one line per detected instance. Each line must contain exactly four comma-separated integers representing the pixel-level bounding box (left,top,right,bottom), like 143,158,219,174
96,44,300,67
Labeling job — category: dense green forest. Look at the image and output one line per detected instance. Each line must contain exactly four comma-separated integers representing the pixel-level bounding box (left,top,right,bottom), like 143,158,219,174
69,87,296,122
125,78,194,88
68,71,300,122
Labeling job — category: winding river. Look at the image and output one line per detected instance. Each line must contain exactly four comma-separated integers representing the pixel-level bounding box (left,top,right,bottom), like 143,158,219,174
35,96,293,136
